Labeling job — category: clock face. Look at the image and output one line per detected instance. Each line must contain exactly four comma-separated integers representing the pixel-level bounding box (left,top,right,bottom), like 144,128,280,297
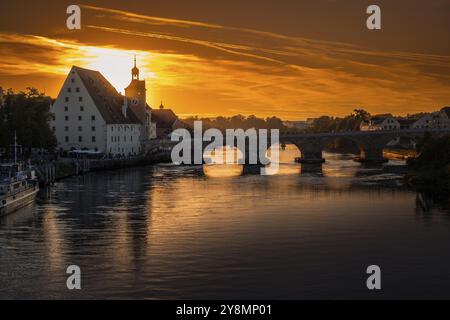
131,98,139,106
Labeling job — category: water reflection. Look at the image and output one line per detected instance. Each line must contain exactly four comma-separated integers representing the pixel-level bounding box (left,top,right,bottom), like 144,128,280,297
0,153,449,299
202,144,400,182
416,192,450,216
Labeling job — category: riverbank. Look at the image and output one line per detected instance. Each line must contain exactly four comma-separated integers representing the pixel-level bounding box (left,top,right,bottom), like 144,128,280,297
405,136,450,196
35,152,172,185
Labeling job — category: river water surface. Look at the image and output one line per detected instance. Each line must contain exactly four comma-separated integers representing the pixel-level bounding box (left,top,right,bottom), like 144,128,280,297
1,148,449,299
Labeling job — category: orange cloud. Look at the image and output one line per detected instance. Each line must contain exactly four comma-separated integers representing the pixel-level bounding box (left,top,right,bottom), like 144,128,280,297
1,4,450,119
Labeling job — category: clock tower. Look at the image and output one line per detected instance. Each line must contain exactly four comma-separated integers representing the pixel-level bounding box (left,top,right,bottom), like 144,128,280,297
125,56,147,117
125,56,152,139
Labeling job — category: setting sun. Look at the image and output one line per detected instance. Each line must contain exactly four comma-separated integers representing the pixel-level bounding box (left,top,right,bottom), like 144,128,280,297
80,47,155,94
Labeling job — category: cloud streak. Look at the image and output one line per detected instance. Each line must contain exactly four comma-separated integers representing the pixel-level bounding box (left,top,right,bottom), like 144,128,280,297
1,4,450,119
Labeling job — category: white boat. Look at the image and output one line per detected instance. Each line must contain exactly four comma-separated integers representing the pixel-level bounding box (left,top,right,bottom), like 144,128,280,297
0,163,39,217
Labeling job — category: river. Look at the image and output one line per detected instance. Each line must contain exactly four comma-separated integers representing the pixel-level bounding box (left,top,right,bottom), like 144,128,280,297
1,147,449,299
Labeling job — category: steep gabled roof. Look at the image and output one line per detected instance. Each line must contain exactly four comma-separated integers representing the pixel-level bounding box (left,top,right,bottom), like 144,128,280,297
370,113,394,125
73,66,141,124
152,108,178,128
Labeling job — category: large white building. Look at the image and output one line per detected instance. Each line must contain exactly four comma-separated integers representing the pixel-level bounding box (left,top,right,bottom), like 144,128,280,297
51,61,157,156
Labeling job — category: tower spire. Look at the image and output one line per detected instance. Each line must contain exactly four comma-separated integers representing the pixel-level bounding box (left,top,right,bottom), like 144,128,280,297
132,54,139,80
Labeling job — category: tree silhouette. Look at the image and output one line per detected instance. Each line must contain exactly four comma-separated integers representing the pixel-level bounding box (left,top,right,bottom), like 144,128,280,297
0,88,56,153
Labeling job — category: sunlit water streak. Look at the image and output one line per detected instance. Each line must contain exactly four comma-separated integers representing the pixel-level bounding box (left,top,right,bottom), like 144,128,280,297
0,149,449,299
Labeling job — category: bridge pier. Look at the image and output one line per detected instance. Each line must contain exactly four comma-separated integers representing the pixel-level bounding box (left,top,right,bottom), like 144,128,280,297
242,163,265,174
300,163,323,175
294,142,325,164
356,145,388,163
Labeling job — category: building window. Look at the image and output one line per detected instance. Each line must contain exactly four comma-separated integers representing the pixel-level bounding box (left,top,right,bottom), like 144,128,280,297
78,126,82,132
52,126,55,132
76,87,80,93
65,97,69,102
79,97,83,102
71,78,75,83
78,116,82,121
92,126,96,132
65,116,69,121
78,136,82,142
131,136,133,142
124,136,127,142
91,115,95,121
80,106,84,112
65,136,69,142
67,88,71,93
64,106,68,112
111,137,113,142
65,126,69,132
92,136,96,142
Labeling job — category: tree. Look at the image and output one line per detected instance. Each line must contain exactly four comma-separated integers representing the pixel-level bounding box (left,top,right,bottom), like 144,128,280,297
265,116,285,130
305,108,371,133
0,88,56,153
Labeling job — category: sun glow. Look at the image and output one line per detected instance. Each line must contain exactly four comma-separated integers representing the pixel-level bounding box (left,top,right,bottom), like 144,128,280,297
77,46,156,94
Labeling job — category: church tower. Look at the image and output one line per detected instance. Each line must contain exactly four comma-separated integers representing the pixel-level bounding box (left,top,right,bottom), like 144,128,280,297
125,56,153,140
125,56,147,122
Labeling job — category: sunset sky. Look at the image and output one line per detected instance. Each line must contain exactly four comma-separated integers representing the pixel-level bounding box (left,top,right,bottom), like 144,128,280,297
1,0,450,119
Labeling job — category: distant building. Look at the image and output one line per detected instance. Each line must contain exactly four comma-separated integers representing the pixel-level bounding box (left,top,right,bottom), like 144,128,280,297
397,114,433,129
360,114,400,131
51,66,144,155
0,87,4,108
432,107,450,129
152,103,180,138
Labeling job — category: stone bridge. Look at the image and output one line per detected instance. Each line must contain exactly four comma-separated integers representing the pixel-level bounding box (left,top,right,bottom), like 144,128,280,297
279,128,449,163
145,128,450,165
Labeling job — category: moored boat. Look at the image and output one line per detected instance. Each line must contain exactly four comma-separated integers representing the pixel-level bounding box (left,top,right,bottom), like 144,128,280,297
0,163,39,217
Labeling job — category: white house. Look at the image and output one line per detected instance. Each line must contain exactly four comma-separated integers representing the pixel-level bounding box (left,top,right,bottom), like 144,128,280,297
432,107,450,129
398,114,434,129
51,66,144,156
360,114,400,131
410,114,434,129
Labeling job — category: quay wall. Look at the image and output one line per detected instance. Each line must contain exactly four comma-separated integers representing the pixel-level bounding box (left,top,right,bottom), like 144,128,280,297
35,152,171,186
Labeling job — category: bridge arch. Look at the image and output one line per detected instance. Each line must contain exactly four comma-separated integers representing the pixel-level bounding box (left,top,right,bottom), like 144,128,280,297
279,137,326,164
324,136,360,156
